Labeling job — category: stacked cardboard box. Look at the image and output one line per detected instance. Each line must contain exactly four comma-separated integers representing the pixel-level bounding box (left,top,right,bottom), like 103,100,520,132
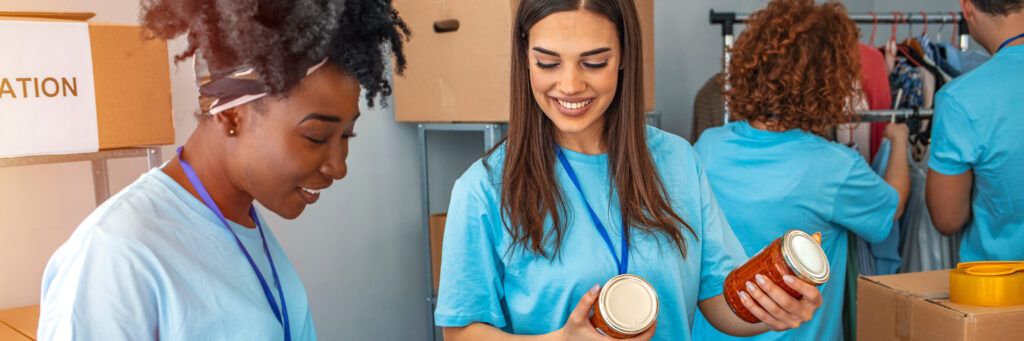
858,270,1024,340
0,13,173,158
392,0,656,122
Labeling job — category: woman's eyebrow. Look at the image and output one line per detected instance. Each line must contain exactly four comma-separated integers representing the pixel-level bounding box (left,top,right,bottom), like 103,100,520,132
299,113,342,124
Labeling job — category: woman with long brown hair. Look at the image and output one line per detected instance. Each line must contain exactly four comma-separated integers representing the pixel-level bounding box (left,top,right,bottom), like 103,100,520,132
435,0,822,339
691,0,910,340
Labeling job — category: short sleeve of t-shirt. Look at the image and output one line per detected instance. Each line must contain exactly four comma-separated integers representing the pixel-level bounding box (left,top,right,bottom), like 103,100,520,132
696,159,748,301
433,173,509,329
832,156,899,243
929,91,982,175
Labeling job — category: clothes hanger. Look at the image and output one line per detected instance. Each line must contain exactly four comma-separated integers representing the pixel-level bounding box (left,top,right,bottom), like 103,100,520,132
891,11,902,44
870,11,879,47
920,12,929,39
950,11,961,48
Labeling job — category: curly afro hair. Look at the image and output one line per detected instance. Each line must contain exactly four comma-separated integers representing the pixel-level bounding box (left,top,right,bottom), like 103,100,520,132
726,0,861,137
140,0,409,107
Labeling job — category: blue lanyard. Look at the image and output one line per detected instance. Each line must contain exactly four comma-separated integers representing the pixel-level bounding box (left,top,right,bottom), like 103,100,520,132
176,147,291,341
556,148,629,275
997,33,1024,53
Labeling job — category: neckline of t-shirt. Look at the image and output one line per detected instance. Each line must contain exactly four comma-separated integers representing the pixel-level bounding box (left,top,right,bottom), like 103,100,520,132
999,43,1024,54
732,120,809,140
557,145,609,165
149,167,264,239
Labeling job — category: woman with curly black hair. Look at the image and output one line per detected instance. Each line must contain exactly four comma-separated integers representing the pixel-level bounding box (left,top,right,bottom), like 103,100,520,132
37,0,407,339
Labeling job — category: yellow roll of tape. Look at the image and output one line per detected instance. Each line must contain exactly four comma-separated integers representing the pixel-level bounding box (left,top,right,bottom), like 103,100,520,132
949,261,1024,307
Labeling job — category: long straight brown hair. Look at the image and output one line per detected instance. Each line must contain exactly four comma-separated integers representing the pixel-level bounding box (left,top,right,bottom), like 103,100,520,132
485,0,696,259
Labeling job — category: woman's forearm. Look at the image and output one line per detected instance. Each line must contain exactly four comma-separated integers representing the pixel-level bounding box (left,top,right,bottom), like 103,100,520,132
884,139,911,219
444,324,558,341
697,295,770,337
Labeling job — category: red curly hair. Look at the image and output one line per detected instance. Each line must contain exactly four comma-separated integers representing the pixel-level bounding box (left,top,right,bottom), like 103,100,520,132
726,0,861,137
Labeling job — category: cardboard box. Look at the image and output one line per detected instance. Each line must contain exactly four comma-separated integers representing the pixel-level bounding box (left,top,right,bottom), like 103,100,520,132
0,323,29,341
0,13,173,158
429,213,447,293
858,270,1024,341
0,305,38,340
393,0,655,122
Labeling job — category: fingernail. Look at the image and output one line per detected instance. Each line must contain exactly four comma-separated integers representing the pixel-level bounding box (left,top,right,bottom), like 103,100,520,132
756,274,767,285
783,275,796,285
739,291,750,301
746,281,756,292
590,284,600,294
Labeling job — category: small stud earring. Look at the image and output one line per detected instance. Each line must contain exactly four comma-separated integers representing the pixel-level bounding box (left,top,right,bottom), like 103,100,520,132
228,129,236,136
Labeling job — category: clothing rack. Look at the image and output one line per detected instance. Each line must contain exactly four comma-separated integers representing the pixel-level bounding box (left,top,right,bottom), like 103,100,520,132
709,10,971,122
856,109,933,123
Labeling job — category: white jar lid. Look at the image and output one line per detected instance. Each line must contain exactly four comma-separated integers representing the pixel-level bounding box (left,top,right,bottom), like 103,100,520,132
600,274,659,334
782,230,830,284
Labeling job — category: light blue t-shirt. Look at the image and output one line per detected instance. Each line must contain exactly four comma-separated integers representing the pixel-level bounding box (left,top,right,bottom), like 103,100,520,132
928,44,1024,262
692,121,898,341
434,126,746,340
39,167,316,340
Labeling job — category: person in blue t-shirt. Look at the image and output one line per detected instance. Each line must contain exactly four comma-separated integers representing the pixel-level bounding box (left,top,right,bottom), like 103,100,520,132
691,1,912,340
37,2,410,340
435,0,824,340
926,0,1024,261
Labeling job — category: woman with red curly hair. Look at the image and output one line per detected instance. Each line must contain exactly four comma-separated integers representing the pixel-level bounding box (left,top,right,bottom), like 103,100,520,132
692,0,910,340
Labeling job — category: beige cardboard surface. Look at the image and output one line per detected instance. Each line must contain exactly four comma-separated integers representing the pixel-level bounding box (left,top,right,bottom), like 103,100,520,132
90,24,174,149
0,322,30,341
858,270,1024,341
393,0,655,122
0,16,174,154
0,305,37,341
430,213,447,293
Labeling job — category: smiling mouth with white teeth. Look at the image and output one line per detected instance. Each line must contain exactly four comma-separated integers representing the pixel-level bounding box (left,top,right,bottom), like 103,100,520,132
556,98,593,110
298,187,323,204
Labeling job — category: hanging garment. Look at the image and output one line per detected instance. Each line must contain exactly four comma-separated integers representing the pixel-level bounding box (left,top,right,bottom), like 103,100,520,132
918,35,954,83
860,43,893,110
917,66,936,109
937,42,992,76
848,139,905,276
692,73,725,141
900,42,948,92
871,139,961,272
890,60,924,109
860,43,894,161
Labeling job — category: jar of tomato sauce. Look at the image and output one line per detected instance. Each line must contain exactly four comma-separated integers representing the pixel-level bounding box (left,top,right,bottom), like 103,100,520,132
724,230,830,323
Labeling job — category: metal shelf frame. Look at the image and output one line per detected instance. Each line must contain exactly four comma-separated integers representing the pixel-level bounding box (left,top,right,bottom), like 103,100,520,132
417,123,505,341
0,147,163,206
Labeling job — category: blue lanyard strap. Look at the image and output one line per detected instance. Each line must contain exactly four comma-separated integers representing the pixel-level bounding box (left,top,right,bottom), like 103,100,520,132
176,147,291,341
556,148,629,275
997,33,1024,53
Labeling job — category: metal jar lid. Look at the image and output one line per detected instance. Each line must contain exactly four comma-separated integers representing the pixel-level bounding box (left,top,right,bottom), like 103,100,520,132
598,274,659,335
781,230,830,285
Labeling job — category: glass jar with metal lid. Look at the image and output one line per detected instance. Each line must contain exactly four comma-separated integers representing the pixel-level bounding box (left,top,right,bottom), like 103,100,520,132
590,274,659,338
723,230,830,323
